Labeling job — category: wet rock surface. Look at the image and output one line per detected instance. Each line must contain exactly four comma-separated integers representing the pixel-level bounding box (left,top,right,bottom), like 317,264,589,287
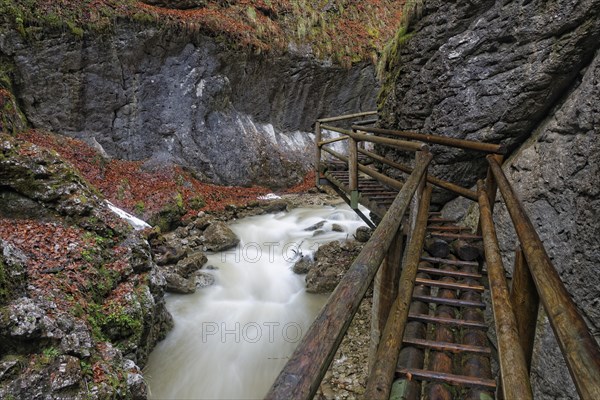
378,0,600,201
491,49,600,399
304,240,364,294
0,134,173,399
0,23,377,188
202,221,240,252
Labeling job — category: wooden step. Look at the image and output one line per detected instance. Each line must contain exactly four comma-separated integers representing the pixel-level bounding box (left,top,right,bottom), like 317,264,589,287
415,277,485,293
428,217,456,223
431,232,483,240
396,368,497,389
427,225,470,232
407,313,488,329
402,337,491,355
411,294,486,308
420,256,479,268
417,265,482,280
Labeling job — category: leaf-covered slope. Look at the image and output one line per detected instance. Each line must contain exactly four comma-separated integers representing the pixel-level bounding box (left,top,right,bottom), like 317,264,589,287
1,0,405,65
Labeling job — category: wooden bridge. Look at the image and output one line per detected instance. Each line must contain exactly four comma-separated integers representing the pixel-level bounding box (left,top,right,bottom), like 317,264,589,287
265,112,600,400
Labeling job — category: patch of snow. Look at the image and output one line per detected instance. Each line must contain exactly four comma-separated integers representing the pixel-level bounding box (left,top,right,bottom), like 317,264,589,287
106,201,151,230
258,193,282,200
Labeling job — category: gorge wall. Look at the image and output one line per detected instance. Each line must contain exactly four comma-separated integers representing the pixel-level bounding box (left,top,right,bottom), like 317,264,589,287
0,23,377,188
378,1,599,398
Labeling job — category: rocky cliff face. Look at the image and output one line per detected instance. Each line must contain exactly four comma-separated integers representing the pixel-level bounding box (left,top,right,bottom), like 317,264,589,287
492,49,600,399
378,0,600,199
378,1,600,398
0,24,377,188
0,133,173,398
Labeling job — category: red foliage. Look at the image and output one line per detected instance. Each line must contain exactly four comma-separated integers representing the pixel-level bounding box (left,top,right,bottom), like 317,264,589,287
18,130,278,217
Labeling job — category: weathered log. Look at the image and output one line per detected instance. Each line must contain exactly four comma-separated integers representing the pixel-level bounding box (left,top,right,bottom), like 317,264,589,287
351,125,506,154
510,246,539,371
364,185,432,400
478,181,533,399
266,153,432,400
370,231,405,368
425,237,450,258
488,155,600,399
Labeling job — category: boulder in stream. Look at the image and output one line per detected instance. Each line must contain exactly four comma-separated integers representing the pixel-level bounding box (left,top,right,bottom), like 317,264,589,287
202,221,240,252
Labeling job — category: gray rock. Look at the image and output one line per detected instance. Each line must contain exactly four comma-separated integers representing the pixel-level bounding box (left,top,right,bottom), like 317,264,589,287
4,298,63,340
263,200,289,213
490,49,600,400
194,271,215,288
123,359,147,400
1,24,377,188
354,226,372,243
292,255,314,274
304,221,326,231
50,355,81,391
306,241,363,293
378,0,600,203
331,224,344,232
164,273,196,294
176,251,208,277
202,221,240,252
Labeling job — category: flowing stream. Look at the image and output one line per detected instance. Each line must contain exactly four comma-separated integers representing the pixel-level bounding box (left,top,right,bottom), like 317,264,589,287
144,204,367,399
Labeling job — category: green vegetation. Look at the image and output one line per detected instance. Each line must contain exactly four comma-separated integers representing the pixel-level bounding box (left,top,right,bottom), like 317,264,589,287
0,59,27,135
376,0,423,105
188,195,206,210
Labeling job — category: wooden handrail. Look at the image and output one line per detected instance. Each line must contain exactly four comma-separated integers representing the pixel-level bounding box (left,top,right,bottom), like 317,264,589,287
358,147,478,201
318,136,348,146
487,155,600,399
265,151,433,400
353,125,506,154
477,180,533,400
364,184,432,399
322,147,403,191
317,110,377,123
321,124,427,152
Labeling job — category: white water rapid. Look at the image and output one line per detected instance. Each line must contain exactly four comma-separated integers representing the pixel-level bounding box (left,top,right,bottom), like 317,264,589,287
144,204,368,399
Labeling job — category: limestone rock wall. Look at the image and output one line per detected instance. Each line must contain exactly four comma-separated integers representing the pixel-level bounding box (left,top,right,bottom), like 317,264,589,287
377,0,600,198
492,49,600,399
0,24,377,188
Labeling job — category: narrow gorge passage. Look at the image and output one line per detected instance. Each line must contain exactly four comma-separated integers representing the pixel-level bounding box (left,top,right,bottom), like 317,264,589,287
144,205,367,399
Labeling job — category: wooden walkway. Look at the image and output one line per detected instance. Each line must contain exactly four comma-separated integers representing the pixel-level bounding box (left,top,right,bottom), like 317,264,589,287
266,111,600,400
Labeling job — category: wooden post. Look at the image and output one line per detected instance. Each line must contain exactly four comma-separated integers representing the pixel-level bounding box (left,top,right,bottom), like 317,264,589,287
409,151,427,237
478,181,533,399
510,246,539,371
487,155,600,399
349,134,359,209
315,121,322,187
364,184,432,400
478,154,504,235
370,231,404,369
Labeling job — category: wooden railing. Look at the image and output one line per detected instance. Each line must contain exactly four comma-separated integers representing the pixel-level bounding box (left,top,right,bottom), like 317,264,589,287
481,155,600,399
266,112,600,400
265,145,432,400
